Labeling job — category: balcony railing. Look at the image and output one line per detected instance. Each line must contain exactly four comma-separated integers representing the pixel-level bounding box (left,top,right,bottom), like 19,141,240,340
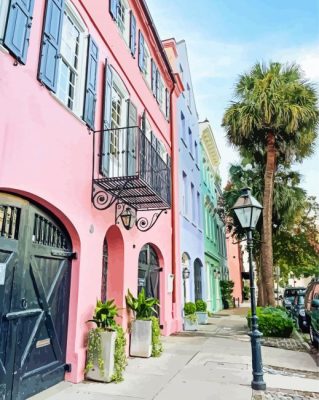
92,126,171,211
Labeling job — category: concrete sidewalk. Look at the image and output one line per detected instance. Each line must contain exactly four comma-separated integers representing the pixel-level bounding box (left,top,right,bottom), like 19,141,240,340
30,315,319,400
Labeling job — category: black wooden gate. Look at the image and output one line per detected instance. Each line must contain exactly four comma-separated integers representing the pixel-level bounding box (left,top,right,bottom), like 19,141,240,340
138,244,160,316
0,193,72,400
194,260,203,301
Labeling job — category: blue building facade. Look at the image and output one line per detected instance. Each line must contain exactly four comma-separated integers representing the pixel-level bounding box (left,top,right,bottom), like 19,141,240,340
175,40,206,308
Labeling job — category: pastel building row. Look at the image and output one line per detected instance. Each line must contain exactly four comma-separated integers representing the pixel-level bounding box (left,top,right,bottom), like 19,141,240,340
0,1,242,399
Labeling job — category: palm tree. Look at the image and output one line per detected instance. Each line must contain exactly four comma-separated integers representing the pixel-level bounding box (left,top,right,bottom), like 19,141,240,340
223,64,318,305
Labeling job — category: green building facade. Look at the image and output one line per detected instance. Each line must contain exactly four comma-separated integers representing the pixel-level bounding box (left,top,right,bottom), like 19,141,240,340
199,121,228,312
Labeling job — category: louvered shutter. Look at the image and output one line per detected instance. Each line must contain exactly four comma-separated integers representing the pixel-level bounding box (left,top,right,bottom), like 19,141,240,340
101,60,113,176
83,36,99,129
38,0,65,92
129,11,136,57
109,0,118,20
165,88,170,121
3,0,35,64
138,31,144,71
126,101,138,176
151,59,156,96
155,68,160,102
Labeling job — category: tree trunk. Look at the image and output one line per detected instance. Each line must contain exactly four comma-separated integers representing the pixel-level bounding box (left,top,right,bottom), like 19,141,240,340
255,253,265,306
261,133,276,306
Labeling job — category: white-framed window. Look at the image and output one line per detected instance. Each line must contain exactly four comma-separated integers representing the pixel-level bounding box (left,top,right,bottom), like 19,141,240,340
116,0,130,45
55,1,88,116
109,69,129,177
0,0,9,41
142,41,151,86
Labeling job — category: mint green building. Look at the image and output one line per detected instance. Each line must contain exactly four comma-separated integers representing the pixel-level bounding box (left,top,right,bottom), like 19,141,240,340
199,121,228,312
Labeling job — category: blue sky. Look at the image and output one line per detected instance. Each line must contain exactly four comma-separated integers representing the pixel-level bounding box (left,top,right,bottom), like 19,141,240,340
147,0,319,200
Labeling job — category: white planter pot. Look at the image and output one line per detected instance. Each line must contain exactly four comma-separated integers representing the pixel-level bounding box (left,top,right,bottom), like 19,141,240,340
130,319,152,358
196,311,208,325
183,315,198,331
86,330,116,383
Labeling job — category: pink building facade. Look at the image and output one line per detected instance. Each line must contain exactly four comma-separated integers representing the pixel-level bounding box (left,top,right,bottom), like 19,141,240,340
226,238,243,303
0,1,182,398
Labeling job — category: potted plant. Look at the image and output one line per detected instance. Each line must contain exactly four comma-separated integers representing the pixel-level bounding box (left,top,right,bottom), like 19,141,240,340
220,280,235,309
183,302,198,331
126,289,162,358
85,299,127,382
195,299,208,324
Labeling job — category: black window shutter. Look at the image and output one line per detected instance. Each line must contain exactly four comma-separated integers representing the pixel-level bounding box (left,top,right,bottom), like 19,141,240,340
138,30,145,71
127,100,138,175
4,0,35,64
129,11,136,57
101,59,113,176
83,35,99,130
151,59,156,96
38,0,65,92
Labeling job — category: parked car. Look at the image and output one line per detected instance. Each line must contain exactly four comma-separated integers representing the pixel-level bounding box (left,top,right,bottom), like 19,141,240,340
290,291,307,332
282,287,306,310
304,278,319,348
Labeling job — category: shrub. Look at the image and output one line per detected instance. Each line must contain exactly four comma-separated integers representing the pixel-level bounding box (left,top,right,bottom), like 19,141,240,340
243,285,250,300
184,302,196,315
247,307,293,338
195,299,207,312
220,280,234,309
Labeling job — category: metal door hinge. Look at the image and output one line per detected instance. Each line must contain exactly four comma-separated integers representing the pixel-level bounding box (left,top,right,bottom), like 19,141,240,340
51,250,77,260
64,363,72,373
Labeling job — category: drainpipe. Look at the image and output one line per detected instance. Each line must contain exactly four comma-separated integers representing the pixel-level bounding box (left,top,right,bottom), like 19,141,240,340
170,84,177,309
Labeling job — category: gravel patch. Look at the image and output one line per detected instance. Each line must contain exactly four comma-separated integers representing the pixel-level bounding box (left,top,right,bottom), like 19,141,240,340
253,390,319,399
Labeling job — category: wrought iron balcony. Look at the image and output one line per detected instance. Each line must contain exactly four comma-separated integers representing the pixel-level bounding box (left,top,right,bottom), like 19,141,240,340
92,126,171,212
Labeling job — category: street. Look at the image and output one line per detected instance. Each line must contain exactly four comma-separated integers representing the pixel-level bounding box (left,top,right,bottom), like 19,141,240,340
30,308,319,400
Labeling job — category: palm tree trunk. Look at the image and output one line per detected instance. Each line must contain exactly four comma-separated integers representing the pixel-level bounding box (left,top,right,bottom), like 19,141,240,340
261,133,276,306
255,253,265,306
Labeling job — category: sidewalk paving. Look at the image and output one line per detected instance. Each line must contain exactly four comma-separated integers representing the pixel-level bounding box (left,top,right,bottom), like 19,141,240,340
30,313,319,400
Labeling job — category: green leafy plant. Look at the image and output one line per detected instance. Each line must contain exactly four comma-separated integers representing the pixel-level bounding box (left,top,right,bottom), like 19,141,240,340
220,280,234,309
85,299,127,381
85,328,104,376
195,299,207,312
150,316,163,357
112,325,127,382
184,302,198,323
243,285,250,300
125,288,159,319
184,302,196,315
247,307,293,338
88,299,118,331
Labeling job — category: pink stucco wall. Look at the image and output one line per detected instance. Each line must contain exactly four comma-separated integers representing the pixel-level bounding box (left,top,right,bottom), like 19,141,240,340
226,238,243,303
0,0,181,383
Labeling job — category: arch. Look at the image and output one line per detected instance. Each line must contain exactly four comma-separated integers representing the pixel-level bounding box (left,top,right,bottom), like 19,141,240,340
137,243,161,299
0,191,80,398
194,258,203,301
106,224,125,307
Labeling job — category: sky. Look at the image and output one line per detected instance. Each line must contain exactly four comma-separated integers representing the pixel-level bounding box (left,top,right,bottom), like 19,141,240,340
147,0,319,200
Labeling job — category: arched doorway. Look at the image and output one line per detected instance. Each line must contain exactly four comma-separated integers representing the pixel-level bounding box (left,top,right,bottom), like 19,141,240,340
0,192,72,400
194,259,203,301
138,244,160,301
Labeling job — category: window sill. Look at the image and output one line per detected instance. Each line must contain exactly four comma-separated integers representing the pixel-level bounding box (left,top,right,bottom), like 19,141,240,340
0,43,9,54
49,92,86,126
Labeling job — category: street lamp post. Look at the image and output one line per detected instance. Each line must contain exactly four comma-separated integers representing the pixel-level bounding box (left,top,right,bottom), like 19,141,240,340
232,187,266,391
